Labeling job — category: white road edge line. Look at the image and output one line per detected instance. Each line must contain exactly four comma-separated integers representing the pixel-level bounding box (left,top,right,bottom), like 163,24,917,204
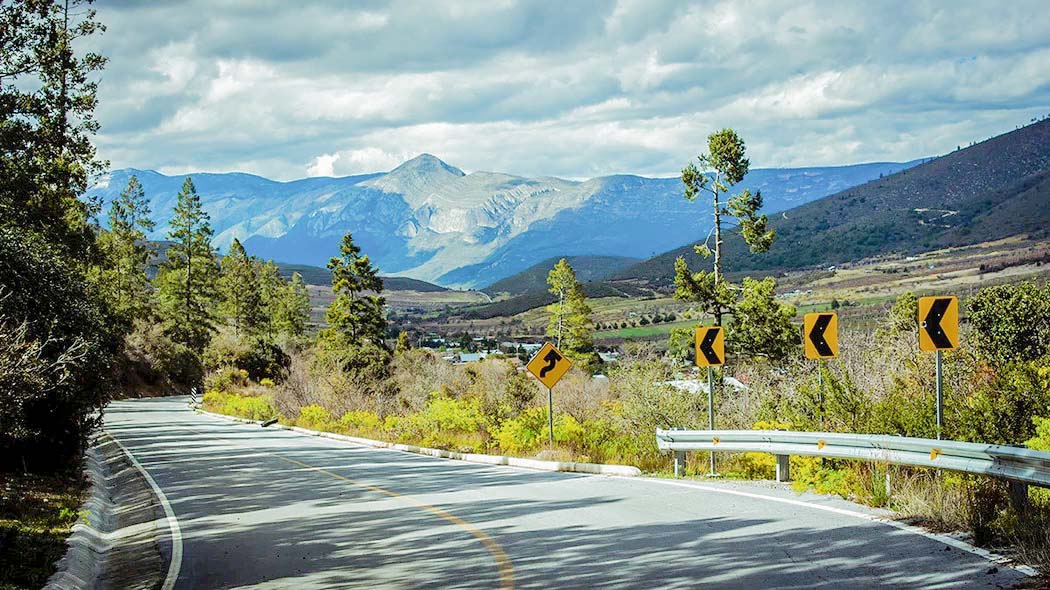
627,477,1037,577
109,434,183,590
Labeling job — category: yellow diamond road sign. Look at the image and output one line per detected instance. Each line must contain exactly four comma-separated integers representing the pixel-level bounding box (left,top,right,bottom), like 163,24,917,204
918,296,959,351
695,326,725,367
804,312,838,359
526,342,572,389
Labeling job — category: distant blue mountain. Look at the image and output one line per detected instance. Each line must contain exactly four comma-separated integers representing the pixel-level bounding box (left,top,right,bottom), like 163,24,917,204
89,156,921,288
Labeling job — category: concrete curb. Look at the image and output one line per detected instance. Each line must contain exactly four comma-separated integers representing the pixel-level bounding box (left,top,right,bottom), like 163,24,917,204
194,406,643,477
43,435,167,590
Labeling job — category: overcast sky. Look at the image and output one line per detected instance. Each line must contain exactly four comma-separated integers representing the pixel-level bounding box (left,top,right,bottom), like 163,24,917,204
89,0,1050,181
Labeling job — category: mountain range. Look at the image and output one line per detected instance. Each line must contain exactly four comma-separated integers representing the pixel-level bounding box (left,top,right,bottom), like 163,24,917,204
89,154,921,288
614,118,1050,286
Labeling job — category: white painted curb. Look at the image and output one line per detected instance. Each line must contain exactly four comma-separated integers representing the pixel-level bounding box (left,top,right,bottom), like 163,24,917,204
194,406,642,477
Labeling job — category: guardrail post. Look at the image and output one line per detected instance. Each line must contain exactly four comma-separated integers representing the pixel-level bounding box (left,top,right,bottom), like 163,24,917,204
775,454,791,482
674,451,687,477
1008,480,1029,513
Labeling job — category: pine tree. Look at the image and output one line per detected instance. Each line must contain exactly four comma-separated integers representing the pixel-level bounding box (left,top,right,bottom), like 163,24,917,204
323,232,386,347
545,258,594,356
95,175,154,321
272,271,311,339
219,238,265,336
675,129,775,325
0,0,107,258
156,177,219,351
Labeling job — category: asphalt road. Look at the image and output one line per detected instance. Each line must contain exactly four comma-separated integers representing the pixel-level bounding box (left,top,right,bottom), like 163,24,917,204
105,396,1027,589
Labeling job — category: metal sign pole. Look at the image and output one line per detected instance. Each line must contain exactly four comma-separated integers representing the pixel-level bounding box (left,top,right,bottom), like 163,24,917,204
548,387,554,446
935,350,943,440
707,366,716,476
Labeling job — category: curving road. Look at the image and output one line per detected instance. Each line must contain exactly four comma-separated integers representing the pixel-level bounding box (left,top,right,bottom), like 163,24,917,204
105,397,1026,589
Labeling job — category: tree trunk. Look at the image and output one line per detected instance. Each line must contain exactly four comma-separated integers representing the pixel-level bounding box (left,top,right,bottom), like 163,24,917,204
712,184,723,326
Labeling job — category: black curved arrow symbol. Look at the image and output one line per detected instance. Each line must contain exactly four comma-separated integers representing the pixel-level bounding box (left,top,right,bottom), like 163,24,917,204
539,350,562,378
808,314,834,357
922,298,954,348
699,328,722,365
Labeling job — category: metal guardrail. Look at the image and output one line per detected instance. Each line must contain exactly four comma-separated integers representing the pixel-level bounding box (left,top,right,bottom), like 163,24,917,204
656,429,1050,488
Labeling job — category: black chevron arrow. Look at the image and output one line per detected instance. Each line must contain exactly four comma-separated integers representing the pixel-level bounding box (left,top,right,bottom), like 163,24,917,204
699,328,722,365
922,298,954,349
808,314,834,357
539,349,562,378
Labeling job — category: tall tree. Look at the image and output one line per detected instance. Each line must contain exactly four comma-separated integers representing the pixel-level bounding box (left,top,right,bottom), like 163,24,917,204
324,232,386,347
545,258,594,356
219,238,265,336
156,177,219,351
674,129,775,325
272,271,311,339
0,0,107,258
94,175,154,321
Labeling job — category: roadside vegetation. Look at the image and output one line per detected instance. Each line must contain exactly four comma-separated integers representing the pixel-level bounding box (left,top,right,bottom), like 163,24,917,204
199,129,1050,575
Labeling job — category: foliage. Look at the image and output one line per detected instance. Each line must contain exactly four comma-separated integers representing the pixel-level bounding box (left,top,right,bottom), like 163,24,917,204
219,239,266,337
202,329,289,382
951,357,1050,444
156,177,220,352
92,175,155,323
676,129,774,325
271,271,312,340
545,258,594,357
728,276,798,362
122,319,203,390
1029,416,1050,451
666,325,695,362
296,405,334,430
0,0,107,258
968,282,1050,366
880,291,918,339
0,228,119,469
323,232,386,346
395,331,412,354
202,390,276,421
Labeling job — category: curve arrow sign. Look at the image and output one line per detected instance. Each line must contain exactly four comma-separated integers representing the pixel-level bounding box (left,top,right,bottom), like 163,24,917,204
804,312,838,359
695,326,724,367
919,296,959,351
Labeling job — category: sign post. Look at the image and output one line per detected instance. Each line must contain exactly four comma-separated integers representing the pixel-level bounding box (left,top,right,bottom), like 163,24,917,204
526,342,573,446
918,296,959,439
803,312,839,427
695,326,725,477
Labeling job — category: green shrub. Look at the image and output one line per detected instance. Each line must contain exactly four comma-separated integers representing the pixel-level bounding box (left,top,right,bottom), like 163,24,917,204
205,366,249,393
203,330,289,381
297,405,333,430
203,390,277,421
494,407,548,455
338,410,383,434
123,319,203,389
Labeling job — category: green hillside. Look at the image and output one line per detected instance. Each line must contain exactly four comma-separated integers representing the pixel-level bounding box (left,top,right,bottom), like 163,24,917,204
275,263,448,292
615,119,1050,287
482,255,640,296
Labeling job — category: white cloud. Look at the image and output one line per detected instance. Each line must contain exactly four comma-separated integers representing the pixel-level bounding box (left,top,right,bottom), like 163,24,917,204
90,0,1050,181
306,153,340,177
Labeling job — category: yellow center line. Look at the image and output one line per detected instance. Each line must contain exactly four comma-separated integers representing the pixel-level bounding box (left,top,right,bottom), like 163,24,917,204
275,454,515,589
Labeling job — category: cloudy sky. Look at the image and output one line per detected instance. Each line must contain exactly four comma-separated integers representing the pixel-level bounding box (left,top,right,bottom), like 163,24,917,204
89,0,1050,181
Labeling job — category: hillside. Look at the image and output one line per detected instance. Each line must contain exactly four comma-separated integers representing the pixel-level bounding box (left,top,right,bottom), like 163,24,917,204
481,255,639,297
89,156,918,289
275,263,448,292
447,281,650,321
615,119,1050,286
